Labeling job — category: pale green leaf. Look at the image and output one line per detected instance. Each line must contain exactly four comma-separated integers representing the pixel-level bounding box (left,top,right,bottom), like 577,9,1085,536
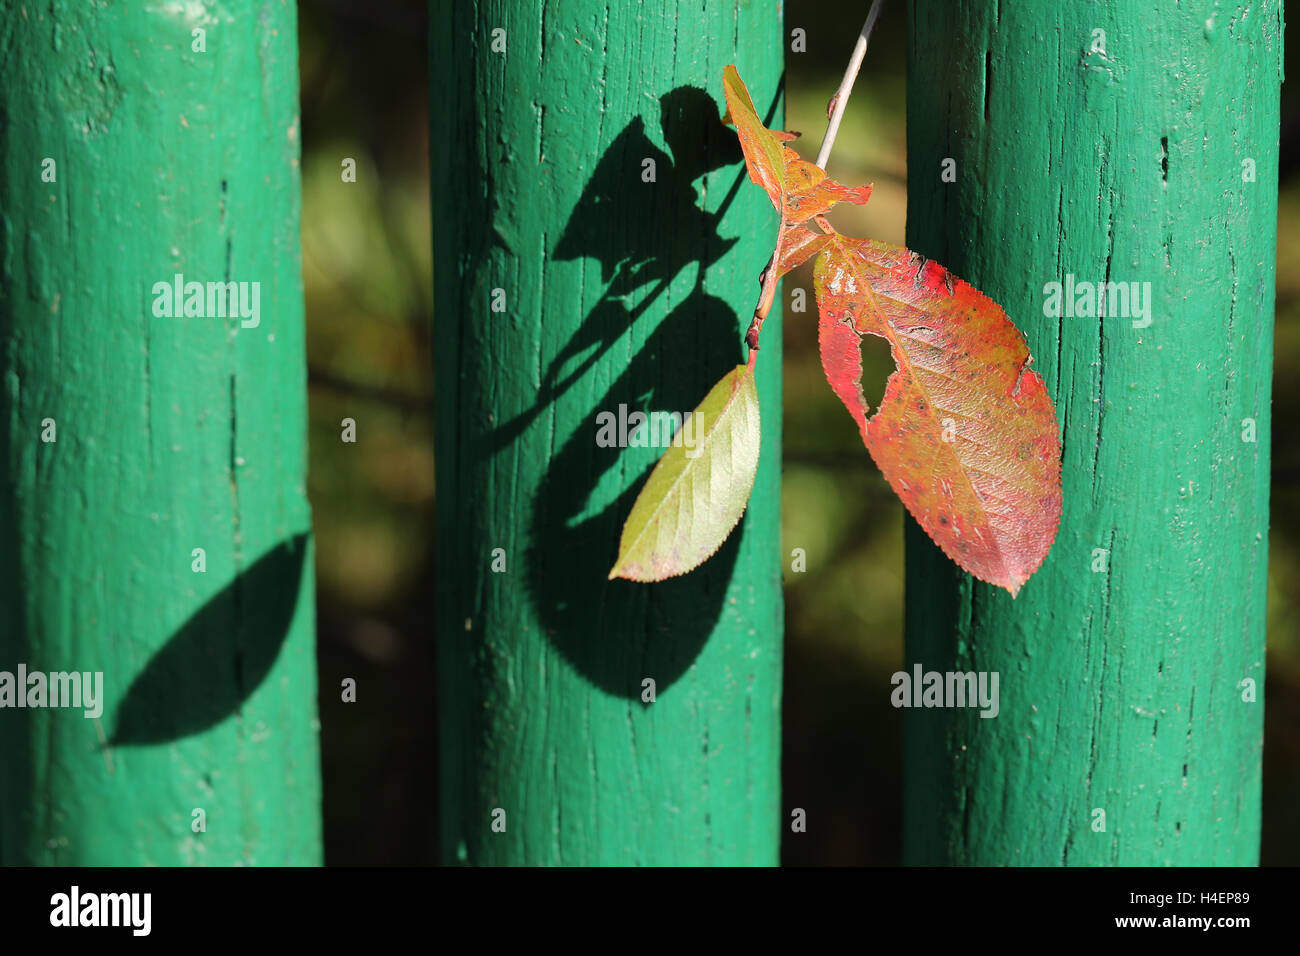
609,364,761,582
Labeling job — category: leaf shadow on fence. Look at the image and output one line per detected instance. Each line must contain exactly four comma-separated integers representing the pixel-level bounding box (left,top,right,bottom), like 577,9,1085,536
487,83,780,698
109,532,309,746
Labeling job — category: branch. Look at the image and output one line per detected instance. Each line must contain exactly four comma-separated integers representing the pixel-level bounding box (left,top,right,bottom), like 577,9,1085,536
745,219,788,365
815,0,886,170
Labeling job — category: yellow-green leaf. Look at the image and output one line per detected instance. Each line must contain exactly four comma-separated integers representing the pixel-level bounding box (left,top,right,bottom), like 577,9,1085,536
609,365,761,582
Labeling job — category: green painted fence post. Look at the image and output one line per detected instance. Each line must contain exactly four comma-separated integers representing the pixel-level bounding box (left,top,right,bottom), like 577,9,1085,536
0,3,321,865
430,1,784,864
903,1,1281,864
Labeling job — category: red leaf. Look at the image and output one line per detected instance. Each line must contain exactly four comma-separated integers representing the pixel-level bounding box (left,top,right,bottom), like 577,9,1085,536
814,234,1062,596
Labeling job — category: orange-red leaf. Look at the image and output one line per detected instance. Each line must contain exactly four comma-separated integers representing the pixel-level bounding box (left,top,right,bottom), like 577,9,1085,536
721,65,789,213
784,153,873,223
722,66,872,224
813,235,1062,596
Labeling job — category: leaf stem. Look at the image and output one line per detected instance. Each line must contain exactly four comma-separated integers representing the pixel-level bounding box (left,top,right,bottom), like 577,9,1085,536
745,221,787,362
814,0,885,171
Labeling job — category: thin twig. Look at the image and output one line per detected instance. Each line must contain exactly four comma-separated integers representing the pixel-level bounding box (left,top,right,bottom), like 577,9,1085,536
746,219,788,364
815,0,886,170
747,1,885,363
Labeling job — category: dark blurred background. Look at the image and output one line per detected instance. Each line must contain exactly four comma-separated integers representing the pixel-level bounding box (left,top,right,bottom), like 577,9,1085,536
298,1,1298,865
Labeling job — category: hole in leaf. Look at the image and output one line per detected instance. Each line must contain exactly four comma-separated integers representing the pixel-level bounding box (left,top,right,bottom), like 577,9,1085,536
856,329,894,415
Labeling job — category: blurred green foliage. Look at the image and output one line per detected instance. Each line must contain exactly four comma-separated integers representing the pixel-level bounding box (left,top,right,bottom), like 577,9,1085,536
298,0,1297,866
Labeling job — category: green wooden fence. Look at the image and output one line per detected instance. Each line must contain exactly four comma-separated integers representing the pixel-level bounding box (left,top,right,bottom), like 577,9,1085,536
903,0,1281,865
0,2,321,865
430,0,785,864
4,0,1276,871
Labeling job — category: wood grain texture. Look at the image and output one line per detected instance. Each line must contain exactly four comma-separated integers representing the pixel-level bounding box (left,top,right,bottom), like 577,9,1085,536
430,0,784,864
903,0,1280,864
0,1,320,864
